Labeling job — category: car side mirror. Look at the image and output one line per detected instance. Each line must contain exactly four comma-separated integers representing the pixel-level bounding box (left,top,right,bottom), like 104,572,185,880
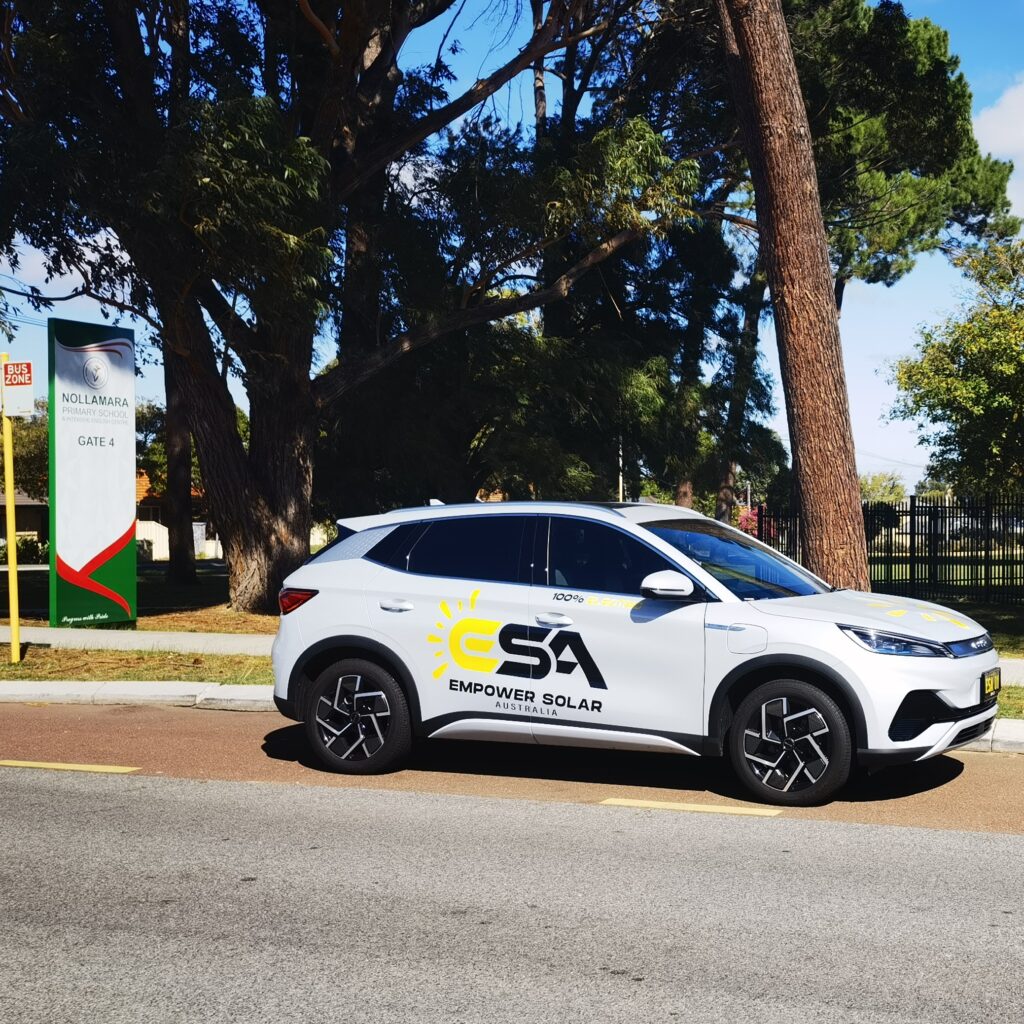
640,570,696,601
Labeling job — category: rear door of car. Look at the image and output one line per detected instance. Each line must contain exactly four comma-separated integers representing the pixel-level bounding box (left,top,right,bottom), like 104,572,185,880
365,514,540,732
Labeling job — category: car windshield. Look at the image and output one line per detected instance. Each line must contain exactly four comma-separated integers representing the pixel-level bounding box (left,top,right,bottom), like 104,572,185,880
640,519,827,600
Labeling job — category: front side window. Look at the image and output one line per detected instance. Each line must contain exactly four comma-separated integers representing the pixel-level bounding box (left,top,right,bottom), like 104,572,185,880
641,519,826,600
405,516,533,584
547,517,674,595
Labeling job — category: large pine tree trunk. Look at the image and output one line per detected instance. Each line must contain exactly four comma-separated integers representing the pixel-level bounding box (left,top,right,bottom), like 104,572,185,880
717,0,869,589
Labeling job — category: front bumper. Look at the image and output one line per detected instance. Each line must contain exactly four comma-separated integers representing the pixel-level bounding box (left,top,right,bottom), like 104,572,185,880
859,700,998,769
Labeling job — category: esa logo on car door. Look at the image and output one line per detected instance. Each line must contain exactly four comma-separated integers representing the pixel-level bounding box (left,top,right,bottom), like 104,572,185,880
530,516,707,739
367,515,540,723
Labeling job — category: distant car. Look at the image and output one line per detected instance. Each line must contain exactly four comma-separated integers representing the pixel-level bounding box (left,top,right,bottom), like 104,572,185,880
272,502,1000,805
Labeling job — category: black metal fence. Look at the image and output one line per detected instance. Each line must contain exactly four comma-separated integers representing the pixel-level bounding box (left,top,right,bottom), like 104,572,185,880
754,495,1024,605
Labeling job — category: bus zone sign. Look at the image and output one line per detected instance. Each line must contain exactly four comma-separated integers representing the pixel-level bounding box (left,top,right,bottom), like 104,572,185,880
1,360,34,417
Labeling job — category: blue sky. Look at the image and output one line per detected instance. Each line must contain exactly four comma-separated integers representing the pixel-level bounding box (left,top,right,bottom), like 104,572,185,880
3,0,1023,487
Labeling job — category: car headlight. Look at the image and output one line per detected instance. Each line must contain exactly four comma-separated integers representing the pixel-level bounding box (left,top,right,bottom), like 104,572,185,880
839,626,951,658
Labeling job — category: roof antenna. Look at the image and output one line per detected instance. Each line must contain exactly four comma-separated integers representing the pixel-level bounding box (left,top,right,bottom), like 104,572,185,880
428,498,445,506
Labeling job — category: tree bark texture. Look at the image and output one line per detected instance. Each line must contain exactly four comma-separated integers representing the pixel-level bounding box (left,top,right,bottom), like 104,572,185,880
717,0,869,589
152,286,313,614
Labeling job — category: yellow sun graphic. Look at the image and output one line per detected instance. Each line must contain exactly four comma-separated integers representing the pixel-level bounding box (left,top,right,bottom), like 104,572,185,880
855,595,969,630
427,588,501,679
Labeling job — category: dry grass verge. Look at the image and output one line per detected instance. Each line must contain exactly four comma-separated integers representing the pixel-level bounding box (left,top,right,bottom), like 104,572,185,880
0,647,272,685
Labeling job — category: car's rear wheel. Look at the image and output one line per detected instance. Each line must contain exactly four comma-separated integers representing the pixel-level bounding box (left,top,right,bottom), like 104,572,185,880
728,680,852,806
304,659,412,774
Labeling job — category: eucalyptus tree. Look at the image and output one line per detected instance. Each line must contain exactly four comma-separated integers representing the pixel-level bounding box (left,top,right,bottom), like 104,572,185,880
0,0,692,611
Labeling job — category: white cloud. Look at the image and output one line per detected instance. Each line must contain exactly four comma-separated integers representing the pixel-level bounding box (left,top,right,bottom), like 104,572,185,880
974,74,1024,218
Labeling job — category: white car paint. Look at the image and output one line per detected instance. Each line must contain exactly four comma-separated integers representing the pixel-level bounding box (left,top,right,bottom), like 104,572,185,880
272,501,1000,772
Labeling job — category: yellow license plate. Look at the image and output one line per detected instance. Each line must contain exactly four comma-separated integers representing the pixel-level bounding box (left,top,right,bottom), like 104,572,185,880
981,668,1001,701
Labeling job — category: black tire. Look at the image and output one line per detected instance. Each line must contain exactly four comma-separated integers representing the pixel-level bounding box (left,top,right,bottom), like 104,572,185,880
303,659,412,775
728,679,852,806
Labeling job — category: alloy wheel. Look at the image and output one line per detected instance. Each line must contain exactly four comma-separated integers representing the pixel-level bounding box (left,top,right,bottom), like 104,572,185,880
742,696,831,794
314,674,392,761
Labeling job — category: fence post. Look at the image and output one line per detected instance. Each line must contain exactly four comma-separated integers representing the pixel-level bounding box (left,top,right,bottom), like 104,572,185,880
908,495,917,599
984,492,993,603
757,504,765,544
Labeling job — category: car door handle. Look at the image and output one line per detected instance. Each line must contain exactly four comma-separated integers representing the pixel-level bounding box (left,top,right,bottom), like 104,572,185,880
536,612,574,627
380,598,415,612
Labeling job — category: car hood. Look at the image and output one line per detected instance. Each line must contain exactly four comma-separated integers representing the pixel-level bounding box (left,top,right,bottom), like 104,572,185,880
752,590,986,643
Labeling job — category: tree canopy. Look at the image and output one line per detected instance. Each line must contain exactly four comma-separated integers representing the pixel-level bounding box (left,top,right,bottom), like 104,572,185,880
0,0,1014,606
893,240,1024,491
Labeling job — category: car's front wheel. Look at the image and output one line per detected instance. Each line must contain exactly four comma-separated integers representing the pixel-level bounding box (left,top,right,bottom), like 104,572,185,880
728,680,852,806
304,659,412,774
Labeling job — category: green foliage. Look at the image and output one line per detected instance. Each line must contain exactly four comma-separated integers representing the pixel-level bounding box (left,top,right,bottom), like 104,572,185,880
892,241,1024,489
176,97,333,323
10,400,48,502
0,536,48,564
792,0,1019,292
915,475,952,500
859,471,907,503
547,119,697,240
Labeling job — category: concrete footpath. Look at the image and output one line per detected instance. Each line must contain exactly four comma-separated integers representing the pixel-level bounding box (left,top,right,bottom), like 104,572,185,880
0,680,274,711
0,624,272,656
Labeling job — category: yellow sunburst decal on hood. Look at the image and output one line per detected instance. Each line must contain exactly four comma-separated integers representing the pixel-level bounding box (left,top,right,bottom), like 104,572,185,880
853,595,969,630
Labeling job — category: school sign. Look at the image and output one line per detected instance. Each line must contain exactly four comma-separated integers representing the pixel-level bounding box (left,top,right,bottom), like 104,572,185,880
48,319,137,626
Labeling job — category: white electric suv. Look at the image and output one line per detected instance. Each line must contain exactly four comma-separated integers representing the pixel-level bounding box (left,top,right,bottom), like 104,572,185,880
272,501,1001,805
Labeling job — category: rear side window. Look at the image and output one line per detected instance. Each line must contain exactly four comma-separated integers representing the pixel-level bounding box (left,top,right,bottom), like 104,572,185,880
406,516,532,584
365,522,427,570
547,517,674,595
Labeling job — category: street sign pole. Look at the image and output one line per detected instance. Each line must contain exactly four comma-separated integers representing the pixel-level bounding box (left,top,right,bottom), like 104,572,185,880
1,353,21,663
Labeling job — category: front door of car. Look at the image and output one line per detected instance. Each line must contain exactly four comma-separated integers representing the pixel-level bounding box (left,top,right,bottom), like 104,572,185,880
528,515,707,749
366,514,541,732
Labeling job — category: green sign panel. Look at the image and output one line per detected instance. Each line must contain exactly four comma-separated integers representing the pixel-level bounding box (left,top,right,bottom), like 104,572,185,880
48,319,137,626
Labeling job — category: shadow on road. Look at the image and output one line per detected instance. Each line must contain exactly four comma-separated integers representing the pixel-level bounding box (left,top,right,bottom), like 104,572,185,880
262,723,965,805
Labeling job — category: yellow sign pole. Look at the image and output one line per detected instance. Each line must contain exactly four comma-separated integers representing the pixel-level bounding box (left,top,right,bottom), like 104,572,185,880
1,353,21,663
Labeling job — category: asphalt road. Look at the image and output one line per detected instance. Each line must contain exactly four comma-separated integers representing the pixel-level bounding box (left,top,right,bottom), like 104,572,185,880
1,763,1023,1024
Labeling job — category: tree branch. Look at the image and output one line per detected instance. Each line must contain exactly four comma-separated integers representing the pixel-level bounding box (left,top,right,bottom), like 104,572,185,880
195,281,258,352
0,282,161,330
334,11,611,201
296,0,341,59
314,226,643,406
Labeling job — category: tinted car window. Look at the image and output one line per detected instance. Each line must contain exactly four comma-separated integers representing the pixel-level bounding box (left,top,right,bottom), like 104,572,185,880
406,516,531,584
547,517,674,594
365,522,427,570
642,518,826,600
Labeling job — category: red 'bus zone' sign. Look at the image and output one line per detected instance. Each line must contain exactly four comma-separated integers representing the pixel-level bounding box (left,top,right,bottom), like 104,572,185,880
3,362,31,387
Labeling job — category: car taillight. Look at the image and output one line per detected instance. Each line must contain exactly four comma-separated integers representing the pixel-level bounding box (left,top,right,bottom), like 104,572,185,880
279,588,318,615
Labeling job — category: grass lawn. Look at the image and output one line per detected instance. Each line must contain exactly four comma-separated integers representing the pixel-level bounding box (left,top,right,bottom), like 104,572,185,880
0,646,272,685
997,685,1024,719
0,562,276,635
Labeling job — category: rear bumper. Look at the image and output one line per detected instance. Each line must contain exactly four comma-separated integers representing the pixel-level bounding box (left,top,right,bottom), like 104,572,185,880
274,694,300,721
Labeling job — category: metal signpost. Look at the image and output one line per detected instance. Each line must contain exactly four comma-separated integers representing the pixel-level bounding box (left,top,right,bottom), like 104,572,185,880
1,355,33,662
48,319,137,627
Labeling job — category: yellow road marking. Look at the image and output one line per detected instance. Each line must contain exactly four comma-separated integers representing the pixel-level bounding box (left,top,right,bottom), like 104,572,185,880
600,797,781,817
0,760,139,774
